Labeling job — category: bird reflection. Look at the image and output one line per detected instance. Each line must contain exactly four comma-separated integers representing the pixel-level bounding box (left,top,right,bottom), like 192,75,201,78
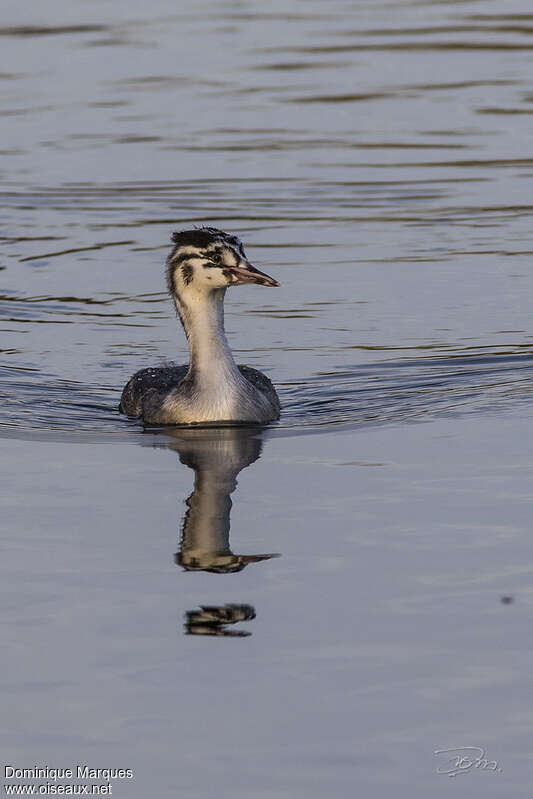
185,604,256,637
164,426,279,573
155,426,279,638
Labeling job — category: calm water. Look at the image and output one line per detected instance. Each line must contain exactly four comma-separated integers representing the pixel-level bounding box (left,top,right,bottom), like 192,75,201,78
2,0,533,796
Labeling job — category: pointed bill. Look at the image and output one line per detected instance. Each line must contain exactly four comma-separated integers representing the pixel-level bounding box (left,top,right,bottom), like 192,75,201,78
227,260,279,287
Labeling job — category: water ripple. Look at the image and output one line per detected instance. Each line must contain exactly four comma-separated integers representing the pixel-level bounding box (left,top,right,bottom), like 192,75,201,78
1,351,532,442
2,1,533,444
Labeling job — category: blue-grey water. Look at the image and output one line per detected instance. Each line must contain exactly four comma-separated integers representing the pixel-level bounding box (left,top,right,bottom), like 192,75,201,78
1,0,533,796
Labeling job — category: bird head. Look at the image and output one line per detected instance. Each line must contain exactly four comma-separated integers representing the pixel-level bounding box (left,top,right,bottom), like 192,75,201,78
166,227,279,298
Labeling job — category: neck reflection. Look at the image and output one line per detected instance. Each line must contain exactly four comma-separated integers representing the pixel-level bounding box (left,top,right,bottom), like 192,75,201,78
168,426,279,574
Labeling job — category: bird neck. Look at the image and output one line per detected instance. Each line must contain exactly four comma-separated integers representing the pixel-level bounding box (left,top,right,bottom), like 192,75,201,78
175,288,241,384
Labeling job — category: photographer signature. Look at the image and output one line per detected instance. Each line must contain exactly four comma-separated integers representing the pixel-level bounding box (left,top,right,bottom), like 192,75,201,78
434,746,502,777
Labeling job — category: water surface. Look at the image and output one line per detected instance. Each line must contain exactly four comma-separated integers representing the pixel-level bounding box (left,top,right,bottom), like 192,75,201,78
2,0,533,796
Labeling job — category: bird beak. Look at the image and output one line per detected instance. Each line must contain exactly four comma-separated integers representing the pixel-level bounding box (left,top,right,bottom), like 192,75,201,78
238,553,281,564
228,259,279,287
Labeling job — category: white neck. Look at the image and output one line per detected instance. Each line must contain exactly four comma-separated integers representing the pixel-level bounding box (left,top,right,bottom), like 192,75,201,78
175,288,242,387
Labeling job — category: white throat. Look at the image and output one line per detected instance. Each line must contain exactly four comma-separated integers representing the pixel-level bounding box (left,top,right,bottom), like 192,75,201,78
175,288,243,389
165,283,275,424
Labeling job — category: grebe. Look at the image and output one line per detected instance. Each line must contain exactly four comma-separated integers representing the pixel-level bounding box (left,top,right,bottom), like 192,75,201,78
120,227,280,424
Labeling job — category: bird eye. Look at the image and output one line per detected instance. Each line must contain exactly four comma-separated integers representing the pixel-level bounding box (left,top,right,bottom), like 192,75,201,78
211,252,222,264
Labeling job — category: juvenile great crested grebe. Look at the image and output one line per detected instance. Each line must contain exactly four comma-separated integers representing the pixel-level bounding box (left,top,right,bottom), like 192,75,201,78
120,228,280,424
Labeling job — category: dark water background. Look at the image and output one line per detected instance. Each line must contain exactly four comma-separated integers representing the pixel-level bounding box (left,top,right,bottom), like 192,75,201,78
2,1,533,796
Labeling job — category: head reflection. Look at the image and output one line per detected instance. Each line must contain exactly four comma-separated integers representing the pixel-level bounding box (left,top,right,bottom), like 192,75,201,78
162,426,279,573
185,604,256,637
